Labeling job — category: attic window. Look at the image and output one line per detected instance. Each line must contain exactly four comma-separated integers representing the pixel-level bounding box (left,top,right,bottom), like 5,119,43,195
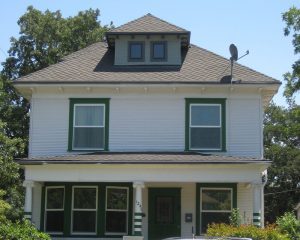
151,41,167,61
128,42,144,61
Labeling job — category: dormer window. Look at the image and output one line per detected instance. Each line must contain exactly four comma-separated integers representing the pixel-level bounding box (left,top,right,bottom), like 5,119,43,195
128,41,144,61
151,41,167,61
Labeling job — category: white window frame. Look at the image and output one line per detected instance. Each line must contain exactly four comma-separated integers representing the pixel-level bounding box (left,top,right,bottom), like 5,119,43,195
72,104,105,151
200,187,233,213
44,186,65,235
71,186,98,235
189,103,222,151
105,186,129,235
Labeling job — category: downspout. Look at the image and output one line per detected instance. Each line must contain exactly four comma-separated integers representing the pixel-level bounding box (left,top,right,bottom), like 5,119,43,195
261,170,268,227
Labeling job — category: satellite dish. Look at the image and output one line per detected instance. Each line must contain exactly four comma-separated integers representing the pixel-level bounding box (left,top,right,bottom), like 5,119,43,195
229,44,238,61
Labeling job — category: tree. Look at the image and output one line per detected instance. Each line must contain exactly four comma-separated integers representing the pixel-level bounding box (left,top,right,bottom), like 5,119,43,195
282,7,300,99
0,6,112,220
264,102,300,223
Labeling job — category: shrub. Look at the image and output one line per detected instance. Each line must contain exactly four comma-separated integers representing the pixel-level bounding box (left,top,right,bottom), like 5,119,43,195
0,219,50,240
276,212,300,240
206,223,289,240
230,208,242,227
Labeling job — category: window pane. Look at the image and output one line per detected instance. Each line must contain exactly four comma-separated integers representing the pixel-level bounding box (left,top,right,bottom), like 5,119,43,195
74,188,96,209
191,105,220,126
202,189,231,211
201,212,230,233
190,127,221,149
73,127,104,149
107,188,127,210
46,211,64,232
155,196,174,224
130,44,142,59
106,211,127,233
153,43,165,59
47,188,64,209
75,105,104,126
73,211,96,233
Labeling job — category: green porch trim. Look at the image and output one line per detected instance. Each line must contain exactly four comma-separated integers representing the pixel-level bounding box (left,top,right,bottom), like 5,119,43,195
68,98,110,151
196,183,237,235
24,211,32,215
41,182,132,238
185,98,226,152
253,212,261,217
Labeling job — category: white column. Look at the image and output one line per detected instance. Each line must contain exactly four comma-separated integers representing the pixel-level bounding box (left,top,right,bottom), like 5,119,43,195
23,180,35,221
133,181,145,236
252,183,262,227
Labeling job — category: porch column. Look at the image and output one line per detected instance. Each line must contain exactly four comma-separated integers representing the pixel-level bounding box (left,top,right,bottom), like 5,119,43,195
252,183,262,227
133,181,145,236
23,180,35,221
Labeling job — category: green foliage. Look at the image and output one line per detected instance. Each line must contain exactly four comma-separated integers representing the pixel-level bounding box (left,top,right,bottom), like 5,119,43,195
0,190,11,223
0,6,112,221
276,212,300,240
282,7,300,99
0,219,50,240
206,223,289,240
229,208,242,227
264,102,300,223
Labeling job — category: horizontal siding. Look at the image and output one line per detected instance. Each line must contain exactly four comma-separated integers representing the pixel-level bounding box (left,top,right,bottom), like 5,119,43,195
227,99,261,157
109,97,185,151
29,94,261,157
237,183,253,225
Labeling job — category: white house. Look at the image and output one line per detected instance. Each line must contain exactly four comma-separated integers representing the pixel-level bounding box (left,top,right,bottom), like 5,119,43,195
14,14,280,240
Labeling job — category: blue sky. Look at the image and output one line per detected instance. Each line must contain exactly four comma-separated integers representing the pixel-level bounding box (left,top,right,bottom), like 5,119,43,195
0,0,299,106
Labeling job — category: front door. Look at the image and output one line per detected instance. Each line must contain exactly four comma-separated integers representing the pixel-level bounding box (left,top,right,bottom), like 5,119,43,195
148,188,181,240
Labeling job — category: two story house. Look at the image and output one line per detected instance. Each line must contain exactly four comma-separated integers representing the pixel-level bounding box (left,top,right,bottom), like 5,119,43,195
14,14,280,240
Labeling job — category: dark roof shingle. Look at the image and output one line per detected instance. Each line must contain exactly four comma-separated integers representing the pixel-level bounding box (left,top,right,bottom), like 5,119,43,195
14,42,280,84
108,13,189,33
17,152,270,165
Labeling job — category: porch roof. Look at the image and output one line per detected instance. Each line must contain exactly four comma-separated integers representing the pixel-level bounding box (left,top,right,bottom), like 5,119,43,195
17,152,271,165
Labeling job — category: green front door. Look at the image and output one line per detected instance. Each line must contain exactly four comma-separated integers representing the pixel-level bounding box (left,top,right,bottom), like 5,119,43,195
148,188,181,240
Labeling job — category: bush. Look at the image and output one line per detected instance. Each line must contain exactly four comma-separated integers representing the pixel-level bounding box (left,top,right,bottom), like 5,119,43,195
206,223,289,240
0,219,50,240
276,212,300,240
230,208,242,227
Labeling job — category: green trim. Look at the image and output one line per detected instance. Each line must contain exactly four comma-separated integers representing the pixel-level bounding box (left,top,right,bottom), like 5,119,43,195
253,213,261,216
68,98,110,152
134,212,144,216
24,211,32,215
41,182,132,238
185,98,226,152
196,183,237,235
134,219,142,222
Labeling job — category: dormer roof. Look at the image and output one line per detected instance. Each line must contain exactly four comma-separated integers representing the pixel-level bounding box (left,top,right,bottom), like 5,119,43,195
108,13,189,33
106,13,190,47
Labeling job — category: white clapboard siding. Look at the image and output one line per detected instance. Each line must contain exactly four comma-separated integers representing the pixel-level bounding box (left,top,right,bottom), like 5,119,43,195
109,97,185,151
227,99,261,157
29,94,262,158
29,98,69,157
237,183,253,225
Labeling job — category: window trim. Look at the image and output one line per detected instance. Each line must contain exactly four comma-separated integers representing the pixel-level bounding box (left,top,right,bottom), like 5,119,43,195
151,41,168,62
71,186,98,235
44,186,65,235
105,186,129,235
185,98,226,152
128,41,145,62
68,98,110,151
196,183,237,235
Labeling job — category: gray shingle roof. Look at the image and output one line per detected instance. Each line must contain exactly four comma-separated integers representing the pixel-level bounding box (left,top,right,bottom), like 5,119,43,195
108,13,189,33
14,42,280,84
17,152,270,165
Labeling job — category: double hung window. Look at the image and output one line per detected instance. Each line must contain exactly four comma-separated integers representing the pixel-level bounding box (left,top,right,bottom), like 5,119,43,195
186,99,226,151
105,187,129,235
69,99,109,151
45,187,65,234
72,186,98,234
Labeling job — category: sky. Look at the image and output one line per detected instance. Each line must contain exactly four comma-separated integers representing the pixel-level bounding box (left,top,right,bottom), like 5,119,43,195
0,0,299,106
